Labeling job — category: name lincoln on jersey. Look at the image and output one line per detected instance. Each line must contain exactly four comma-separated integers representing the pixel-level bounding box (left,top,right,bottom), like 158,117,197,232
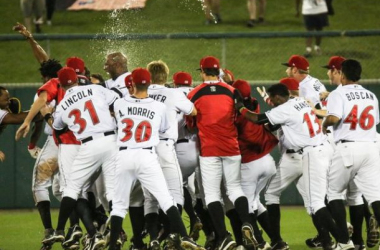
119,106,155,120
346,91,374,101
61,89,94,110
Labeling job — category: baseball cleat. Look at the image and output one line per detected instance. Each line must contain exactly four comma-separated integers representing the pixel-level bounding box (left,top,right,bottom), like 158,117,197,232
165,234,182,250
270,241,290,250
41,228,56,245
83,233,106,250
354,244,366,250
54,230,65,243
149,240,161,250
218,233,237,250
62,224,83,248
305,235,322,249
257,242,271,250
334,240,355,250
367,215,380,248
204,233,216,250
181,236,205,250
241,223,258,250
189,217,203,242
347,222,354,238
40,242,53,250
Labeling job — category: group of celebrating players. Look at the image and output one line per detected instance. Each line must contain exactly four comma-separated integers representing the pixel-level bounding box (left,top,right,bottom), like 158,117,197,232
1,22,380,250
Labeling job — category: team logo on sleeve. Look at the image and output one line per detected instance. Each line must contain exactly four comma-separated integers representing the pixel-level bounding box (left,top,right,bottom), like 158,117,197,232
313,82,322,92
210,86,216,92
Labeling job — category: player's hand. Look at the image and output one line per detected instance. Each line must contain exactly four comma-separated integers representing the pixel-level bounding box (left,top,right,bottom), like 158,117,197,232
13,22,33,39
0,151,5,162
15,122,31,141
222,69,233,84
28,145,41,159
256,86,269,102
40,105,53,117
319,91,330,101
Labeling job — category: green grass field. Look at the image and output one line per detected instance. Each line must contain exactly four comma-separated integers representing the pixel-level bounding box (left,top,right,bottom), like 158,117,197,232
0,207,326,250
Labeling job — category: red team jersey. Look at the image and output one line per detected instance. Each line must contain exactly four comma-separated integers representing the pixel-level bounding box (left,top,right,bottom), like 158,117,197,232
187,81,240,157
235,99,278,163
37,78,80,145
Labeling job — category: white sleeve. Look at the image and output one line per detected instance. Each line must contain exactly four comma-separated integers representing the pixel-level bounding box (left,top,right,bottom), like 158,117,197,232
159,106,170,133
52,106,66,130
0,109,9,124
103,87,119,105
265,103,290,125
375,97,379,125
174,89,194,115
326,91,343,119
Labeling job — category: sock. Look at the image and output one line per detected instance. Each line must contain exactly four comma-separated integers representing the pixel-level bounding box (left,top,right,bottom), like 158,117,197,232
226,209,243,245
183,187,197,228
87,192,97,218
37,201,53,229
177,204,183,215
349,205,365,245
312,214,323,237
69,210,80,227
94,205,109,229
109,200,113,213
234,196,250,224
194,199,214,237
370,201,380,230
109,216,123,250
76,198,96,237
129,206,145,248
158,209,171,241
145,213,159,240
249,213,265,244
312,212,331,245
257,210,274,241
324,201,346,242
165,206,187,237
57,197,77,231
266,204,282,243
208,201,227,241
363,197,372,229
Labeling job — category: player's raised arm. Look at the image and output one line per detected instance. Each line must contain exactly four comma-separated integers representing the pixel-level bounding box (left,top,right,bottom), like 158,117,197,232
13,22,49,64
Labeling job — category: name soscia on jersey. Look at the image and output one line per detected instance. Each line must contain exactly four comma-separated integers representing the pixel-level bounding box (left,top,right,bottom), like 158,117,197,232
61,89,93,110
346,91,374,101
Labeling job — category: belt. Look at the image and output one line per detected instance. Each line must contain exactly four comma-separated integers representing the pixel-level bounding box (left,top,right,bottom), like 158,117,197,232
286,149,303,154
119,147,152,151
81,131,115,144
339,140,355,143
176,139,189,144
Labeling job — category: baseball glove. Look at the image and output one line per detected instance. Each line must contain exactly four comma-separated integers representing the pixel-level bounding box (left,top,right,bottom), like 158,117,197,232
8,97,21,114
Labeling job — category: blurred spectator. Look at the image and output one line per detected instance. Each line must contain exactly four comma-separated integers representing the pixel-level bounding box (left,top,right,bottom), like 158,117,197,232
247,0,266,27
20,0,45,33
203,0,221,25
90,74,105,84
296,0,329,58
45,0,56,26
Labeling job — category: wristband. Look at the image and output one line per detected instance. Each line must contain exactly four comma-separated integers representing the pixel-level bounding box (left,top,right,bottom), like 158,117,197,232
28,143,36,149
44,113,52,123
240,108,249,117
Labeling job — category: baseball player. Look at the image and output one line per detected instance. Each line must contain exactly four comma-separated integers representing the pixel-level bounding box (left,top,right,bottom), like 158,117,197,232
145,60,197,243
187,56,257,250
172,71,203,240
103,52,131,97
43,67,119,250
236,83,339,250
322,59,380,250
66,57,92,85
108,67,201,250
233,79,278,250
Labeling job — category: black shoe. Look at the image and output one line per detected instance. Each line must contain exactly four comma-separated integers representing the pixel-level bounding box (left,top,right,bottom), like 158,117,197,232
218,233,236,250
62,224,83,248
189,217,203,241
117,229,127,247
64,240,80,250
215,14,222,23
257,17,265,23
181,236,204,250
367,215,380,248
247,19,256,28
305,235,322,249
40,242,53,250
41,228,56,245
150,240,161,250
84,233,106,250
205,233,216,250
271,241,290,250
241,223,258,250
166,234,182,250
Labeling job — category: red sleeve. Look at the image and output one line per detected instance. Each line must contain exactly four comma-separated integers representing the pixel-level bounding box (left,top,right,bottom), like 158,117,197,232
37,78,59,102
186,115,197,130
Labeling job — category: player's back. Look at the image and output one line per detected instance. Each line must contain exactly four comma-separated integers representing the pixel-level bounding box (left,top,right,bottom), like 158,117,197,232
55,85,118,140
175,86,196,140
299,75,327,107
114,96,168,148
328,84,379,142
105,72,131,97
148,84,193,140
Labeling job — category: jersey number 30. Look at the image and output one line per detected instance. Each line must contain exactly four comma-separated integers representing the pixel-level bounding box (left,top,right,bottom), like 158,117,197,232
68,100,100,134
120,118,152,143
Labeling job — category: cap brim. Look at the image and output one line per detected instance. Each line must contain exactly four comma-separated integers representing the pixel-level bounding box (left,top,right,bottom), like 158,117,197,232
281,63,290,67
321,65,330,69
196,68,202,71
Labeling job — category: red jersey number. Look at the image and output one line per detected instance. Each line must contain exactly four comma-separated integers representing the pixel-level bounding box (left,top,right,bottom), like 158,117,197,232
303,111,321,138
68,100,100,134
120,119,152,143
343,105,374,130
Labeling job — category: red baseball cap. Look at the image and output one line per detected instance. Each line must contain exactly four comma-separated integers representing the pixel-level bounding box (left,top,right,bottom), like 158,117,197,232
322,56,346,70
58,67,78,86
282,55,309,71
232,79,251,99
66,57,85,73
279,77,299,91
173,72,192,86
223,68,235,82
199,56,220,70
124,74,133,88
132,68,151,85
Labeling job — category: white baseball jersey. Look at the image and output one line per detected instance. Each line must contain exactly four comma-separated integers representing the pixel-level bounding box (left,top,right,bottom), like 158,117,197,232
105,72,131,97
299,75,327,108
326,84,379,142
302,0,328,15
266,97,326,150
148,84,194,140
53,85,118,140
176,86,197,140
0,109,8,124
114,95,169,148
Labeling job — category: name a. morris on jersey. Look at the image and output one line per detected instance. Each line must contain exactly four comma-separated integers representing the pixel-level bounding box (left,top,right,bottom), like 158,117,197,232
149,94,167,103
293,100,310,111
62,89,93,110
127,107,155,119
346,91,374,101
